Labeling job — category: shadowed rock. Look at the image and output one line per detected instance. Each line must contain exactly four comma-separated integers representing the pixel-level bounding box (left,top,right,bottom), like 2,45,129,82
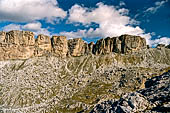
93,37,114,55
68,38,89,56
166,44,170,49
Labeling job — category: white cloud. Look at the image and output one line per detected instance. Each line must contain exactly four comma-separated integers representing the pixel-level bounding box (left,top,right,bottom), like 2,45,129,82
60,2,170,47
0,0,67,22
150,37,170,47
2,22,50,36
119,1,126,6
68,3,131,25
3,24,21,31
145,0,168,14
61,3,149,41
22,22,42,31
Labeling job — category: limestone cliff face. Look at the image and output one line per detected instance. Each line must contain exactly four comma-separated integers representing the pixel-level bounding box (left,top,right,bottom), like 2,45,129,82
0,31,35,60
119,35,147,54
166,44,170,49
0,31,170,113
92,35,147,55
68,38,89,56
0,30,158,60
51,36,68,57
93,37,115,55
34,34,52,56
0,31,6,43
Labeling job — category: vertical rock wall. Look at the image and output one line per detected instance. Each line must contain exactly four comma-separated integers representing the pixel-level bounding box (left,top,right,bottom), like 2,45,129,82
0,30,148,60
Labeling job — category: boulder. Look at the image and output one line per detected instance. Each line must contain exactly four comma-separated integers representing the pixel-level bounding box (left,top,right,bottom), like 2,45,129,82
51,36,68,57
68,38,88,56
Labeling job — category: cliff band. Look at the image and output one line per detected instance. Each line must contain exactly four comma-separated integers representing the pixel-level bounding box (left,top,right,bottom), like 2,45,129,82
0,30,148,60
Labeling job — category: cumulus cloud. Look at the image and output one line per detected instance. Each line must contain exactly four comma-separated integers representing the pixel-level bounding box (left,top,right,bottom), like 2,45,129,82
22,22,42,31
3,22,50,36
60,2,170,47
61,3,148,41
145,0,168,14
150,37,170,47
119,1,126,6
0,0,67,22
3,24,21,31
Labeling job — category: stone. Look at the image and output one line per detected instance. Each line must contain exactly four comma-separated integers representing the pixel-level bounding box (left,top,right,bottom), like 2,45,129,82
88,42,95,53
0,30,35,60
93,37,114,55
68,38,88,56
4,30,35,46
119,35,147,54
156,44,165,49
92,35,147,55
113,37,122,53
91,71,170,113
51,36,68,57
166,44,170,49
0,30,149,60
0,31,6,43
34,34,52,56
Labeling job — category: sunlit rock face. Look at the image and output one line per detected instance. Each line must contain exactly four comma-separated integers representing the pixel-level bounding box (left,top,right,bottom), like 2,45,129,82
51,36,68,57
34,34,52,56
67,38,89,57
0,30,170,113
0,30,161,60
92,35,147,55
0,30,35,60
118,35,147,54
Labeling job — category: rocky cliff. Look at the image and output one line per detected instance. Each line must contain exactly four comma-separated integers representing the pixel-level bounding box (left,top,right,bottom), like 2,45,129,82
0,30,170,113
0,30,147,60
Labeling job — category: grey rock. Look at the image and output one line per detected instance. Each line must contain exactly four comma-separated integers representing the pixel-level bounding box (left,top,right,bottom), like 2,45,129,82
91,71,170,113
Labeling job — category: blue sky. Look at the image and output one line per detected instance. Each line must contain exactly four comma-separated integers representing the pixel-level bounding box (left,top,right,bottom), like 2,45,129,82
0,0,170,46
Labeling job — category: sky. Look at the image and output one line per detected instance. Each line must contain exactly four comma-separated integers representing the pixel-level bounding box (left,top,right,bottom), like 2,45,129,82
0,0,170,47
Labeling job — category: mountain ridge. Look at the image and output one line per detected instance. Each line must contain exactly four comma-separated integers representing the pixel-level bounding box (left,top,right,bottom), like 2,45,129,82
0,30,170,113
0,30,152,60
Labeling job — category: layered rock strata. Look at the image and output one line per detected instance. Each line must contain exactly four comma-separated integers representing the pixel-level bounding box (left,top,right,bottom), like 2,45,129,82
0,30,148,60
0,31,35,60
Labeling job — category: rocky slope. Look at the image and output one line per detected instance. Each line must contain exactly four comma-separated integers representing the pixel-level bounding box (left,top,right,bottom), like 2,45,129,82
91,70,170,113
0,30,170,113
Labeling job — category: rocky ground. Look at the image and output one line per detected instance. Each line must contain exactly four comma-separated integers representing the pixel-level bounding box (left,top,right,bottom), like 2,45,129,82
91,70,170,113
0,47,170,113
